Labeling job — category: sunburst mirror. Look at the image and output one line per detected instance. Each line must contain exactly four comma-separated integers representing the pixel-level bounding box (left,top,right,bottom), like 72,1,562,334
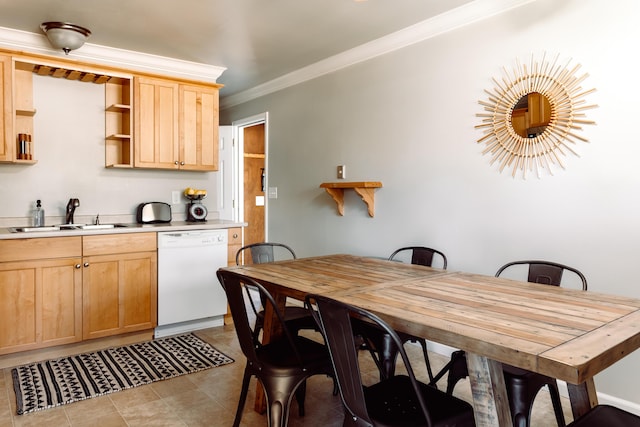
476,53,597,179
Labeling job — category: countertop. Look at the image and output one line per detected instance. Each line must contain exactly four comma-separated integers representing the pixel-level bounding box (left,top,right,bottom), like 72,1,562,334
0,220,246,240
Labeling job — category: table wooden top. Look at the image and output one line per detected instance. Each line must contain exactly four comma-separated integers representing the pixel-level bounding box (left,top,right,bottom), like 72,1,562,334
224,254,451,299
337,271,640,384
224,254,640,385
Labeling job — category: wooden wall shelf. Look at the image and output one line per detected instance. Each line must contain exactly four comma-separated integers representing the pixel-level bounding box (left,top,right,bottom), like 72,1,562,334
320,181,382,217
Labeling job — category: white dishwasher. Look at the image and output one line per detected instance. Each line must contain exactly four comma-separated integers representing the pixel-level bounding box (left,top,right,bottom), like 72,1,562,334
155,229,228,338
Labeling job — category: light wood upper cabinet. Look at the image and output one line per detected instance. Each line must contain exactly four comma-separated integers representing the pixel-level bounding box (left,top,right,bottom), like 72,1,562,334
134,76,180,169
179,84,219,171
134,76,219,171
0,50,221,170
0,55,11,162
0,56,37,164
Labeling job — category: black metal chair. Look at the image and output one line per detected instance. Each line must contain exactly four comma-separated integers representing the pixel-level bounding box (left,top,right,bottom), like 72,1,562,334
388,246,448,270
433,260,587,427
235,242,318,345
355,246,447,382
217,269,333,427
567,404,640,426
306,293,475,427
235,242,298,266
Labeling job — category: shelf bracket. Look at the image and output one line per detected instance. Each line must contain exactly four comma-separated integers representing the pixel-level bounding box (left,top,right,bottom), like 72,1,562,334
320,181,382,217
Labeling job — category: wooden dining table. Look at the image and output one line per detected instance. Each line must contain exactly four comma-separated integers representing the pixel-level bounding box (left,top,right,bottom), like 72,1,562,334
221,254,640,427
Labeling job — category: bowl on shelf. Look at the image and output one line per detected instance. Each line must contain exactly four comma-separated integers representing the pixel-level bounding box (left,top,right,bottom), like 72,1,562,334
185,194,206,201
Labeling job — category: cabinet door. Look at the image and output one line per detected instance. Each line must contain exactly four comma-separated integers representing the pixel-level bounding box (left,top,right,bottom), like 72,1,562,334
0,257,82,355
0,55,12,162
134,76,179,169
179,84,219,171
227,227,243,266
83,251,157,340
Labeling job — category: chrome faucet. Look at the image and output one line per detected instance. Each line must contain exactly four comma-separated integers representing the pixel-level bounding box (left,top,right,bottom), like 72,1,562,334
65,198,80,224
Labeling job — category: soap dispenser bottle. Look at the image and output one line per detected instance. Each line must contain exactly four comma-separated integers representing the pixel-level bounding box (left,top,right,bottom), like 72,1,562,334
33,200,45,227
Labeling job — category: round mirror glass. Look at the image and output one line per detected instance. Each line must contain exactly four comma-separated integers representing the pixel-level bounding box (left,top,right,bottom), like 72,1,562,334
511,92,551,138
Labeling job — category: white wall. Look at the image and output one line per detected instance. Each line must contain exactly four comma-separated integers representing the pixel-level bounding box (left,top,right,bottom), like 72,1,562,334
0,74,222,223
221,0,640,404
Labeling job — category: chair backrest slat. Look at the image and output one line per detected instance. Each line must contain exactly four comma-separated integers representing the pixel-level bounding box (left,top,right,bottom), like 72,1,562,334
235,242,297,266
388,246,448,270
496,260,587,290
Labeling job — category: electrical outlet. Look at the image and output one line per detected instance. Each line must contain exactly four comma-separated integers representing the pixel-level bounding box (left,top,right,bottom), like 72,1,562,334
337,165,346,179
171,190,181,204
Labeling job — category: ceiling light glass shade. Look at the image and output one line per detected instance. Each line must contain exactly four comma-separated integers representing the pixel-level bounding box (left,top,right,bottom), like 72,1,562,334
41,22,91,54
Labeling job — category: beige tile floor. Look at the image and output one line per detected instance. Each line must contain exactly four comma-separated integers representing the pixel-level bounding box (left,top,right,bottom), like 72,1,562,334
1,324,576,426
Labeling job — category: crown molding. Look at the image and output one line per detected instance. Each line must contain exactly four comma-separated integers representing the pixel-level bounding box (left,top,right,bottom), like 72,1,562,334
0,26,226,83
221,0,536,109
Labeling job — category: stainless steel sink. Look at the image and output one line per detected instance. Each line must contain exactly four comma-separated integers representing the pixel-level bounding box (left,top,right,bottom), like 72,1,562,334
77,224,129,230
8,225,61,233
8,223,130,233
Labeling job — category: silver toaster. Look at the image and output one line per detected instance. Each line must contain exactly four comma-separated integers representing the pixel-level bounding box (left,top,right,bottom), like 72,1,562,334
136,202,172,224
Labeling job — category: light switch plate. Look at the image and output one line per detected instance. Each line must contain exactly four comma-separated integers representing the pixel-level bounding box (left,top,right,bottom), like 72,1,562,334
337,165,346,179
268,187,278,199
171,190,181,204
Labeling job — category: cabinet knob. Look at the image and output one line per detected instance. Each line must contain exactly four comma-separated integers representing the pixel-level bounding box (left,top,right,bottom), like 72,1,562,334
84,262,89,268
233,233,238,239
75,264,81,269
175,161,179,165
180,161,185,166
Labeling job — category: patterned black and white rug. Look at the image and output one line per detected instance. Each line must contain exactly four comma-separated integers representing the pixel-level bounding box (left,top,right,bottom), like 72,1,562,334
12,333,234,415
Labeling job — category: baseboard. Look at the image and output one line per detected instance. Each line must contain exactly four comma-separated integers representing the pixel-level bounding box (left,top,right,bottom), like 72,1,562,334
154,316,224,338
428,341,458,357
556,381,640,416
0,330,154,369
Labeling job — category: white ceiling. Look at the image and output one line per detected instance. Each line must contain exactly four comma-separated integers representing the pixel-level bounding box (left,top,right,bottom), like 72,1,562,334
0,0,475,100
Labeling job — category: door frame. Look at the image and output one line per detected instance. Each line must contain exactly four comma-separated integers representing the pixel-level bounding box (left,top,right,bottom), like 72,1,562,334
232,112,269,240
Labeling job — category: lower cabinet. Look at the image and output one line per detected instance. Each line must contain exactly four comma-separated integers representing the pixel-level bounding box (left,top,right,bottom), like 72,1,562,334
0,233,158,355
0,237,83,355
82,233,157,340
225,227,243,324
227,227,242,266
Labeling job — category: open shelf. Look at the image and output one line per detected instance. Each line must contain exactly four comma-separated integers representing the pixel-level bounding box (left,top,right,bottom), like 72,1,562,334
13,65,36,162
105,78,133,168
320,181,382,217
106,104,131,113
15,109,36,116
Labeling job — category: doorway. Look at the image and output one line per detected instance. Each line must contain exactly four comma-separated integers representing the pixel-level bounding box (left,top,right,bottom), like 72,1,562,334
232,113,268,246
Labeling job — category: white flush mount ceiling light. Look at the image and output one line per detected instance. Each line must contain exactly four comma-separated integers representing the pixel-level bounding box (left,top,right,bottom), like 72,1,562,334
40,22,91,55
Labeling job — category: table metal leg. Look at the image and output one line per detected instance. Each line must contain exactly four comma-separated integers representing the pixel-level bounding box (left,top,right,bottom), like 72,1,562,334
466,353,513,427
